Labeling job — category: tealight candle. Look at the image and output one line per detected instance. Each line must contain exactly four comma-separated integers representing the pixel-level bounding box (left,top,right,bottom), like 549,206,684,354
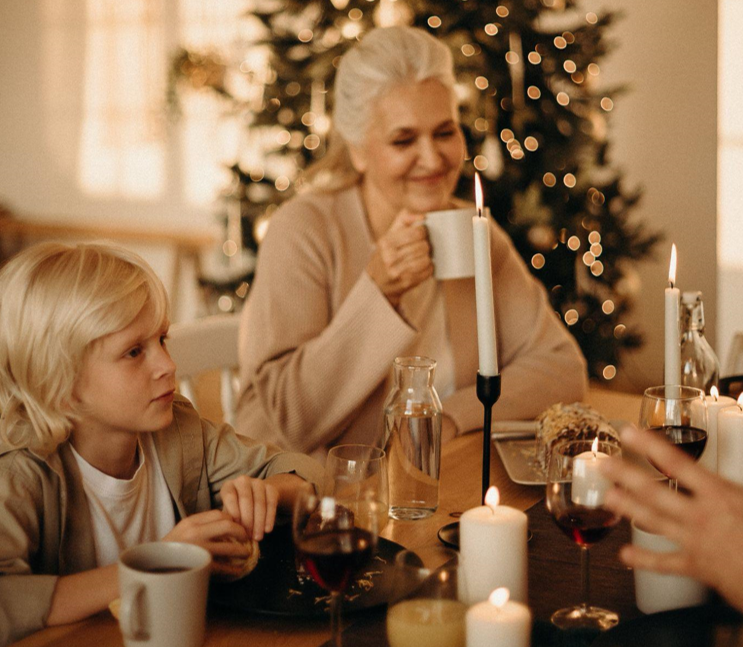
695,386,735,473
571,437,611,507
460,487,528,604
717,394,743,485
665,244,681,386
465,588,531,647
472,173,499,376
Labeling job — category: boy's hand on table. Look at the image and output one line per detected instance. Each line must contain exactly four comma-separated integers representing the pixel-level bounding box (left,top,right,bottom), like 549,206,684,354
220,475,279,540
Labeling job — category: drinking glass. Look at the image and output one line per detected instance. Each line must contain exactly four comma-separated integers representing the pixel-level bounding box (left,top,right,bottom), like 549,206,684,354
545,438,622,630
293,490,380,647
386,547,466,647
325,444,389,533
639,385,708,491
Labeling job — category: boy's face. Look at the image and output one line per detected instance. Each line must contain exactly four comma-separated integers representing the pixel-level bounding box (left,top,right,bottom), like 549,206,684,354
73,301,176,438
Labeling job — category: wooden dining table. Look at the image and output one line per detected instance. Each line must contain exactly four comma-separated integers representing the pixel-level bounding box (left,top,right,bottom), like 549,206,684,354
11,388,657,647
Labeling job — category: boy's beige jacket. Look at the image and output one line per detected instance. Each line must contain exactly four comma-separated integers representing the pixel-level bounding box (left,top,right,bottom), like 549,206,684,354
0,396,324,646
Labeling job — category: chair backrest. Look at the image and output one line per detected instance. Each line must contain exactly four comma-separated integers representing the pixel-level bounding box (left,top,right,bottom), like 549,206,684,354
167,313,241,426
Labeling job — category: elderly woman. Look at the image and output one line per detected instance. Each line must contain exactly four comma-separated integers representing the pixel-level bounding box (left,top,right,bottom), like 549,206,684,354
236,26,587,458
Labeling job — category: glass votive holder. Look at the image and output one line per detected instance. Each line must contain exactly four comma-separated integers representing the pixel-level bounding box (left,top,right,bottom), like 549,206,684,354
386,547,466,647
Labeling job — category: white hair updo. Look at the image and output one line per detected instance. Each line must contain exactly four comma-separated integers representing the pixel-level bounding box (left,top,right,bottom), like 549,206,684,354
303,26,457,191
333,25,456,147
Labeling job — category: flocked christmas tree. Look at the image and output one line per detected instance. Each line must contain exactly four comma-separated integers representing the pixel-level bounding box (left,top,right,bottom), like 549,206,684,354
169,0,660,382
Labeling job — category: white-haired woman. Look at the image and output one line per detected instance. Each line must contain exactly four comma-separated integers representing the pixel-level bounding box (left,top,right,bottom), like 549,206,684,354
236,26,587,458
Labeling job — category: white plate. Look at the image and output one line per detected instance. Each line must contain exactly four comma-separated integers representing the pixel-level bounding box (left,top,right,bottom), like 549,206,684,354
494,420,660,486
495,439,544,485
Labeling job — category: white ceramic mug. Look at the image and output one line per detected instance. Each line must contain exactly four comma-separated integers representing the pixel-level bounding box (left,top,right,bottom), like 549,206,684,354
631,522,708,614
424,208,477,280
118,542,212,647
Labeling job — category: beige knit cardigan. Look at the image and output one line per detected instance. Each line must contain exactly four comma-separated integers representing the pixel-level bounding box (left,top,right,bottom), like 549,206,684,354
236,186,588,459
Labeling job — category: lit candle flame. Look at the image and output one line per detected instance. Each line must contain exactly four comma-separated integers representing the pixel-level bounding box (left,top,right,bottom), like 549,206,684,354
485,486,500,512
474,172,484,218
489,587,510,608
591,436,599,457
711,385,719,402
668,243,677,288
737,393,743,411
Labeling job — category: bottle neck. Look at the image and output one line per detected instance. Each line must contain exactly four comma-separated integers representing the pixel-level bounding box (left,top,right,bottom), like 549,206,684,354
393,357,436,390
682,301,705,333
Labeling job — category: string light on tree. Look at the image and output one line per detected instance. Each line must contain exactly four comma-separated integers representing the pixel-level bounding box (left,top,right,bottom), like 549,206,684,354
168,0,659,378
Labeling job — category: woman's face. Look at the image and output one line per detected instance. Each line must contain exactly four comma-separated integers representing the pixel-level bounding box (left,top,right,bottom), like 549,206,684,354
351,78,465,216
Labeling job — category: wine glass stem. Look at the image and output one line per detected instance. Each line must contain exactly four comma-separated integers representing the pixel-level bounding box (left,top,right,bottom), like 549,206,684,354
581,546,590,611
330,591,342,647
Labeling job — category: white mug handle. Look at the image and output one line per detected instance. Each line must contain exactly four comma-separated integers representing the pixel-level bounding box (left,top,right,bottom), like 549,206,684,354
119,583,148,640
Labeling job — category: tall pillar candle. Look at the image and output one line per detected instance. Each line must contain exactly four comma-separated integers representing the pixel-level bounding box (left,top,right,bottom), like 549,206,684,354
466,588,531,647
665,244,681,386
695,386,735,473
718,395,743,485
472,173,498,376
460,487,528,604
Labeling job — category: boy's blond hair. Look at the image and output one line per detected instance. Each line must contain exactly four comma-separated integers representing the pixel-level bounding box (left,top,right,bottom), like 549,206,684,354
0,242,170,452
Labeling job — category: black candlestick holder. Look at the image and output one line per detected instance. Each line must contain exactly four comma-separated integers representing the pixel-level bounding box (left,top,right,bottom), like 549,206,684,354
438,372,502,549
477,372,502,503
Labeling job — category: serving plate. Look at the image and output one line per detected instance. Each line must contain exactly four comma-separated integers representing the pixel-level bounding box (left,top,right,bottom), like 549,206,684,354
493,419,655,486
210,522,404,618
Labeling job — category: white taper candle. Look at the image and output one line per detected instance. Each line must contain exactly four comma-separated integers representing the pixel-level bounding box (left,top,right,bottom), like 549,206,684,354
472,173,499,376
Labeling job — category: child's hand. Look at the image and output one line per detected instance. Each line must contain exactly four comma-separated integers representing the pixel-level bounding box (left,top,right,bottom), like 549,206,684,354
220,475,279,541
163,509,255,577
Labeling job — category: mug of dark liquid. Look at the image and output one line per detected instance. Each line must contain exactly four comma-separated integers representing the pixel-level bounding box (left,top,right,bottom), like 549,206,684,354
118,542,211,647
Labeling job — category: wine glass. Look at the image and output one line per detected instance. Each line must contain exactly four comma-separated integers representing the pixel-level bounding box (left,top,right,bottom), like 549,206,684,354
639,385,708,491
325,444,389,533
293,490,381,647
545,438,622,631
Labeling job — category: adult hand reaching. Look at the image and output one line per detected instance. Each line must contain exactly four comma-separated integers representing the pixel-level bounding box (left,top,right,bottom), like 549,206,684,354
366,210,433,307
600,426,743,612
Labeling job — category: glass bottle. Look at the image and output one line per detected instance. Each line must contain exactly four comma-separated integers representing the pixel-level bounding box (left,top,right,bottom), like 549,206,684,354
383,356,442,521
680,291,720,393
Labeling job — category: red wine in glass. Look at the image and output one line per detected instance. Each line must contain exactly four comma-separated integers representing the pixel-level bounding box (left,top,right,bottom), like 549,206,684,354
647,425,707,477
554,507,620,548
296,527,374,593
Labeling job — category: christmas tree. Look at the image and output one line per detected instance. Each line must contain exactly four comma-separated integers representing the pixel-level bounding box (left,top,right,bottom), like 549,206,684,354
169,0,660,382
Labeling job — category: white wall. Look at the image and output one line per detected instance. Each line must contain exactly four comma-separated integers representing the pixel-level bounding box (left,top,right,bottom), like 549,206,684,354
718,0,743,375
0,0,720,389
597,0,718,390
0,1,220,321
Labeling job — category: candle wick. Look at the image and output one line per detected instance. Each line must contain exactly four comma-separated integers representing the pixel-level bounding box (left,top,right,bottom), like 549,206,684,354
667,280,674,289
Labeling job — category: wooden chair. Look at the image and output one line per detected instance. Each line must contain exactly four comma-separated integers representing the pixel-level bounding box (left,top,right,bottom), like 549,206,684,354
167,313,241,426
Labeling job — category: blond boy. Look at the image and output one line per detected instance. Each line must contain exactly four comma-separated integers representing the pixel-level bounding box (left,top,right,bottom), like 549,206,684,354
0,242,324,645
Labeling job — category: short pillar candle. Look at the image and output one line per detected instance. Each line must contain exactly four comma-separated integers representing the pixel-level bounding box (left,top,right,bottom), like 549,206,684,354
696,386,735,473
718,395,743,485
466,588,531,647
460,487,528,604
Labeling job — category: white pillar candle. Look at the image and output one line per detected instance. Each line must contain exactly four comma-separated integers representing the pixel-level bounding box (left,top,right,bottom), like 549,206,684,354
472,173,499,376
694,386,735,473
460,487,528,604
466,588,531,647
717,395,743,485
571,437,611,507
665,244,681,386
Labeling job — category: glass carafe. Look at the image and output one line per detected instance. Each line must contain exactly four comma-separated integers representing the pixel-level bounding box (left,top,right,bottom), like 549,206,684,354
383,357,442,521
680,291,720,393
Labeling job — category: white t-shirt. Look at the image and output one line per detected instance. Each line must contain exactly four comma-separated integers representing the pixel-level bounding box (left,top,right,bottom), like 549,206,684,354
70,434,177,567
